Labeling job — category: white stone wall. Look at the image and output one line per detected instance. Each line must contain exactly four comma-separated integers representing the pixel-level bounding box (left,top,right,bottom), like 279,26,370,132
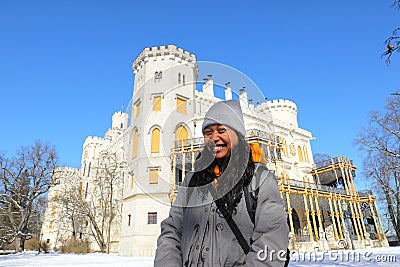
41,167,81,250
119,195,170,256
42,111,128,253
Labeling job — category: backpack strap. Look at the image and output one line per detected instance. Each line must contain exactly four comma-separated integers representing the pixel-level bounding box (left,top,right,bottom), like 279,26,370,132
208,187,251,254
245,163,268,224
243,185,254,225
211,164,268,254
245,164,291,266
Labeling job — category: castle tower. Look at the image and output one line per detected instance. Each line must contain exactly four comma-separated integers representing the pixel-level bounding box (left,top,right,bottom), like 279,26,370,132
112,111,129,130
119,45,198,256
267,99,298,128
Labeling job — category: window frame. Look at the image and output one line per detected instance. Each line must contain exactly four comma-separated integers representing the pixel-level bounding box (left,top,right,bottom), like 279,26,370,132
147,212,157,224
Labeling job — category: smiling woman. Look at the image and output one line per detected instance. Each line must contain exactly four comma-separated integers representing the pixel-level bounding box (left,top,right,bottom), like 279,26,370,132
203,125,238,159
154,100,289,267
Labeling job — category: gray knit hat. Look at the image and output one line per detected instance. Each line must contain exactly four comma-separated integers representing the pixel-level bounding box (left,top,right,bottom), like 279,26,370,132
202,100,246,137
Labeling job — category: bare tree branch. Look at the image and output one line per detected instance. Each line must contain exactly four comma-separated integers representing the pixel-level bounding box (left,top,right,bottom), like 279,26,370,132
383,0,400,64
355,96,400,240
0,140,58,251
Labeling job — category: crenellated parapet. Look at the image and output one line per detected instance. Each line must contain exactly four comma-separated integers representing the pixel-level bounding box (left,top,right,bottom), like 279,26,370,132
266,99,297,113
83,136,103,146
112,111,129,130
55,166,80,173
132,44,197,74
252,99,298,129
82,136,104,158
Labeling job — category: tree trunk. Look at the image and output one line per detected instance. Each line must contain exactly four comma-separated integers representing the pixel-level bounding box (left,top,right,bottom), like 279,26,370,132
107,184,113,254
17,237,25,252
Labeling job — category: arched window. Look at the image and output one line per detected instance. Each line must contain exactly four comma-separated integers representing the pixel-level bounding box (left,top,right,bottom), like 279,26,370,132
87,162,91,177
282,139,288,157
78,182,83,199
175,125,189,146
130,174,134,188
303,145,309,162
297,146,304,162
155,71,162,80
132,129,138,159
151,128,161,153
135,102,141,118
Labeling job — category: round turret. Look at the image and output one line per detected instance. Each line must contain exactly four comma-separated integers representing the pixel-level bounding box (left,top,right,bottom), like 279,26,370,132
266,99,298,127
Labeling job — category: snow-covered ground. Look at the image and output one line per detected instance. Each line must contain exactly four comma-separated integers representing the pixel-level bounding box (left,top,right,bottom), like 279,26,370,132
0,247,399,267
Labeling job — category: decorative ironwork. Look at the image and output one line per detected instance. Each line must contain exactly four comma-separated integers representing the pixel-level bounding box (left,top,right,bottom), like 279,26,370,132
361,202,372,218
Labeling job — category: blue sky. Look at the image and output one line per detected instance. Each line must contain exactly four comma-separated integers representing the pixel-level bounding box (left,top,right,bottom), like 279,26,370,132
1,0,399,190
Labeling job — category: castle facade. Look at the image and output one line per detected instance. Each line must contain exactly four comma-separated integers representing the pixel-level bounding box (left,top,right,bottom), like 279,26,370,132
42,45,388,256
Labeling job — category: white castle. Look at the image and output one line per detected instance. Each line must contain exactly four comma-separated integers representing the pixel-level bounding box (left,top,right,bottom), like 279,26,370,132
41,45,388,256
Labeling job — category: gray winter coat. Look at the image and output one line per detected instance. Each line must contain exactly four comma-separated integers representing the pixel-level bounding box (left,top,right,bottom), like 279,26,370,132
154,164,289,267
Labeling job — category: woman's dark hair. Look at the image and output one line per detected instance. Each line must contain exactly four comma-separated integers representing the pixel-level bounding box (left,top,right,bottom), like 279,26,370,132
190,133,255,216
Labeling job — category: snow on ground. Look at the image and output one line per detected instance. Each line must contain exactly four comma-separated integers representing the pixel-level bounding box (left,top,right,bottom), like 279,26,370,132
0,247,399,267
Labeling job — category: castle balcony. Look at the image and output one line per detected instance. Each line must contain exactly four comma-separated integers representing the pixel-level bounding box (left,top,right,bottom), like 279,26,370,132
311,157,356,186
280,178,371,198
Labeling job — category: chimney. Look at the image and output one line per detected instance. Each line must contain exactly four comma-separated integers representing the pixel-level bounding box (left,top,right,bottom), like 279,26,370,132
239,86,248,106
202,74,214,96
224,82,232,100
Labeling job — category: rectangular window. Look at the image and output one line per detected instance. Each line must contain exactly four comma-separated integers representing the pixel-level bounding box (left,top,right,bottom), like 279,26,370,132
132,130,138,159
85,183,89,198
54,191,59,201
176,97,187,114
175,167,183,186
148,212,157,224
130,174,135,188
87,162,91,177
153,96,161,111
51,205,56,216
149,168,159,184
49,221,53,229
136,102,141,118
128,214,131,226
78,182,83,199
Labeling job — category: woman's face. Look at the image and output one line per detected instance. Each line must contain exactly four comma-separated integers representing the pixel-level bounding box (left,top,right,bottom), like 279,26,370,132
203,124,238,159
